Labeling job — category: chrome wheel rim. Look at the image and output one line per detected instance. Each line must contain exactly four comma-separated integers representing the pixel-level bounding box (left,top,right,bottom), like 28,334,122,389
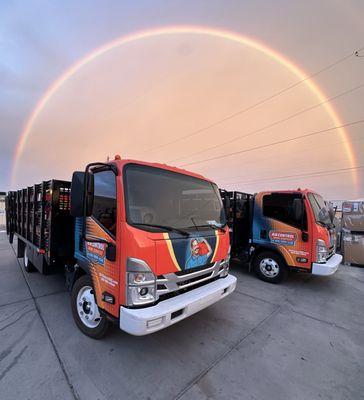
259,258,280,278
76,285,101,328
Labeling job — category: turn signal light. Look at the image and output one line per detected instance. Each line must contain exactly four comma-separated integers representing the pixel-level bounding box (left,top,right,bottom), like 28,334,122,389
102,292,115,304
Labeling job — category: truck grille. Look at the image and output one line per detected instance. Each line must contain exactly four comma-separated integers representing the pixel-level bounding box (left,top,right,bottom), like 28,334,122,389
328,246,335,259
156,261,227,298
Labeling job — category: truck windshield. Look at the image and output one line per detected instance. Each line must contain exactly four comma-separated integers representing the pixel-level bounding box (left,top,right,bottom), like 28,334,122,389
124,164,226,231
308,193,332,226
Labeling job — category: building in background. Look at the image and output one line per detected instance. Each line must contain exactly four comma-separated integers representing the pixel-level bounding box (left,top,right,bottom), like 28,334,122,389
330,200,344,212
342,201,364,266
0,192,5,231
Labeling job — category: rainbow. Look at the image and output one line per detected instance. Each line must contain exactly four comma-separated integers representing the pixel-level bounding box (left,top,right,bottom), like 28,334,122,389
11,25,358,192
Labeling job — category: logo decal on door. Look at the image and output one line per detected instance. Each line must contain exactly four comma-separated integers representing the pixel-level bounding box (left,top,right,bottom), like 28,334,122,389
269,231,297,246
86,241,106,265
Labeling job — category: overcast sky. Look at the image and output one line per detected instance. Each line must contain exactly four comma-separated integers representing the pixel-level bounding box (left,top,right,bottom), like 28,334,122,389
0,0,363,199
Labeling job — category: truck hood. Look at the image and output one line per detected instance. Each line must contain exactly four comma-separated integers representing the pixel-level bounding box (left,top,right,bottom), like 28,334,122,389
152,230,229,276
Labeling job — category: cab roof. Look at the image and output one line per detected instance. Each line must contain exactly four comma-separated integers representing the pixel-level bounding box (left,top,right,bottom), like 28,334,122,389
259,188,319,196
110,157,214,183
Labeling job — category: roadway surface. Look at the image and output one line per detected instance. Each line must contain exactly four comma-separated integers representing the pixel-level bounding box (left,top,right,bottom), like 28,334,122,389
0,232,363,400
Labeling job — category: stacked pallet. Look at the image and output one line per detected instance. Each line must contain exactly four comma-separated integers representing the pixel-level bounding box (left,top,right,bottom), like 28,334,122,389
342,201,364,266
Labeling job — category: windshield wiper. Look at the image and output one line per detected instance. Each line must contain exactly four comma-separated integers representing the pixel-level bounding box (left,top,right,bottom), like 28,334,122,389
132,223,190,237
190,217,199,231
195,223,226,233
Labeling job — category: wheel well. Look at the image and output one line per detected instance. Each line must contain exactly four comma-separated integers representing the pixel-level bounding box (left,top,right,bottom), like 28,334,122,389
66,264,87,291
17,239,25,258
74,266,86,281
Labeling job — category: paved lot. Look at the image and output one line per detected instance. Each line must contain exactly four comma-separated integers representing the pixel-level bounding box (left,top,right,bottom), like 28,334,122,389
0,232,363,400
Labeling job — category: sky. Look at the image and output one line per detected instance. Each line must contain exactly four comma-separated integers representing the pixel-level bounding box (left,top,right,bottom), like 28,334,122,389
0,0,363,200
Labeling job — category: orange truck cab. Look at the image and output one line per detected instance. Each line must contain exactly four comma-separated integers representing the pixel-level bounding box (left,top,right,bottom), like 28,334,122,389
220,189,342,283
6,158,236,338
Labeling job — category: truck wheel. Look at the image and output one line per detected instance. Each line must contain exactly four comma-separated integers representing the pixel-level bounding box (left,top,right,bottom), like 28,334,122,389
71,275,110,339
253,251,288,283
23,248,36,272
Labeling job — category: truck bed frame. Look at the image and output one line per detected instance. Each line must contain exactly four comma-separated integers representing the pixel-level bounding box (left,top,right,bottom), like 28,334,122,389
6,180,74,274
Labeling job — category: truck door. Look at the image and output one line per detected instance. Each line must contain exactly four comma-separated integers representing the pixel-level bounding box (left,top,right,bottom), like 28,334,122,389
84,169,120,317
254,192,311,270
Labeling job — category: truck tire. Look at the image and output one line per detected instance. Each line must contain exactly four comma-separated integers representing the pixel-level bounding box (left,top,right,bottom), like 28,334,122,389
23,248,36,272
253,251,288,283
71,275,110,339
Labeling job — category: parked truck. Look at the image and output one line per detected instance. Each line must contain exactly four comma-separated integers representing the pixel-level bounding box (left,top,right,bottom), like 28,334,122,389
219,189,342,283
6,157,236,338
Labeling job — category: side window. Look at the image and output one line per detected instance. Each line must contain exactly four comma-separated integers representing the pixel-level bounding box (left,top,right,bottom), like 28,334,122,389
263,193,306,230
92,170,117,237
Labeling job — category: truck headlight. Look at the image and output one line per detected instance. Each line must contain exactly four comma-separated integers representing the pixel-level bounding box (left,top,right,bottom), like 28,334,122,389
126,258,156,306
316,239,328,263
220,258,230,278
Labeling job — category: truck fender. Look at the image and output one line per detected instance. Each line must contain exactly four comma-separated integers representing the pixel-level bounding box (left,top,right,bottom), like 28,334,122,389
65,263,88,292
17,238,25,258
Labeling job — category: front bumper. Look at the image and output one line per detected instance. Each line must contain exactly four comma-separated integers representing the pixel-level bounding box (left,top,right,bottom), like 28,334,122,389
312,253,342,276
119,274,237,336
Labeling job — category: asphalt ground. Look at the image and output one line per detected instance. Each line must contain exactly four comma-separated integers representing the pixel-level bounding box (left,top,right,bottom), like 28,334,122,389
0,232,363,400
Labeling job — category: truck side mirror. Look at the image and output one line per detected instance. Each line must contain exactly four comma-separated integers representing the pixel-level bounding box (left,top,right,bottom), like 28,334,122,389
224,196,231,220
219,190,231,220
292,198,303,222
70,171,94,217
328,204,335,223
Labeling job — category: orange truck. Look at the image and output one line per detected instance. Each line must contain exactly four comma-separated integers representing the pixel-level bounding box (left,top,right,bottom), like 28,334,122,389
220,189,342,283
6,157,236,338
